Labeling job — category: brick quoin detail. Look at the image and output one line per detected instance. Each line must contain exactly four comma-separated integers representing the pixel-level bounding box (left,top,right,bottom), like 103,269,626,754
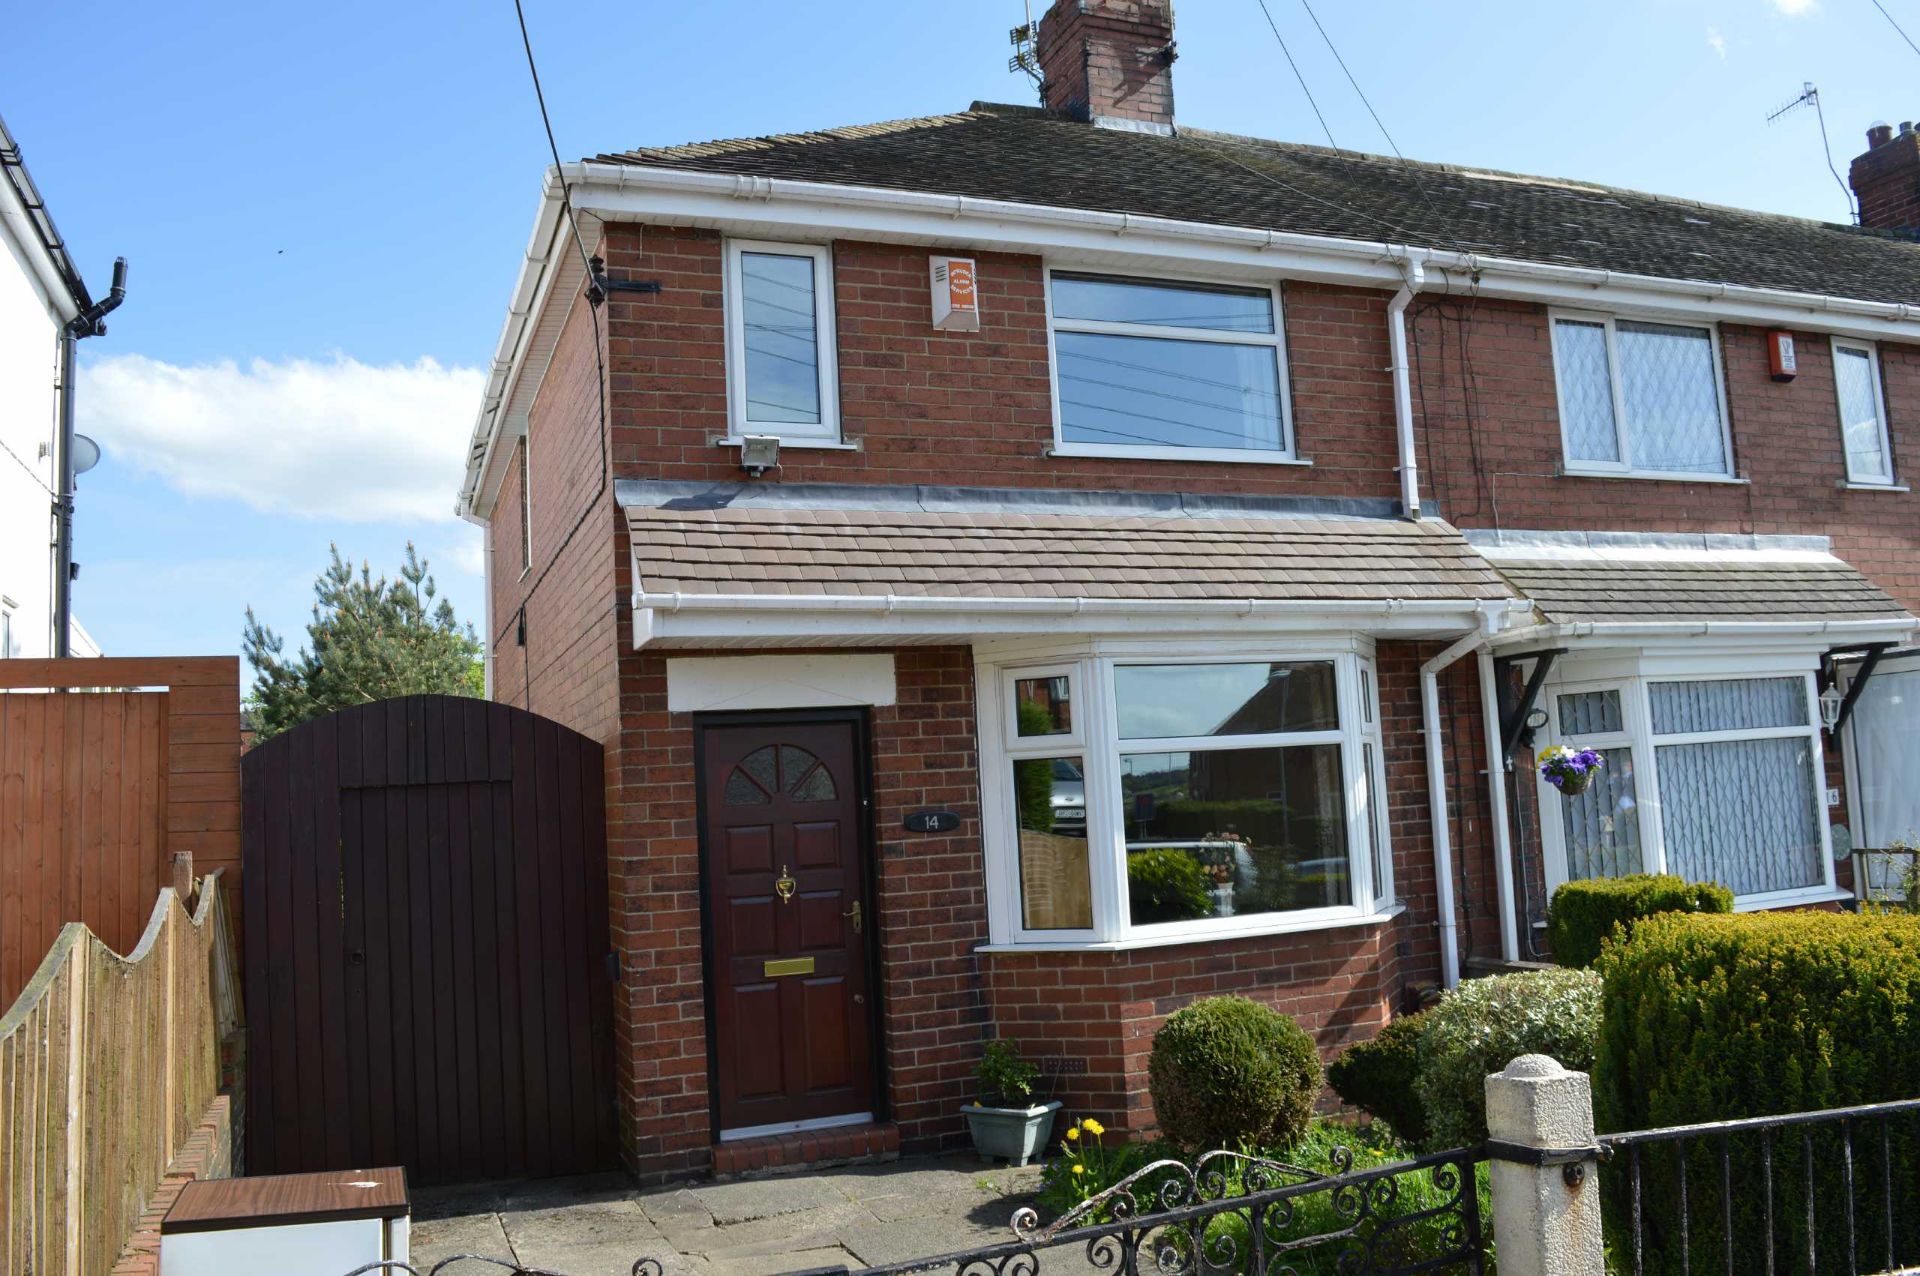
493,214,1919,1177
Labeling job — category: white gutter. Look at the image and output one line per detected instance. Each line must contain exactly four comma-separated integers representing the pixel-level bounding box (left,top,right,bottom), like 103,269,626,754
457,162,1920,519
1421,600,1519,989
1387,255,1428,520
1476,648,1520,964
1487,617,1920,649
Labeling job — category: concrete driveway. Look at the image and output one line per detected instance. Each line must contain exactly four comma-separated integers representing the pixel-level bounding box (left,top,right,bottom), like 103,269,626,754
410,1155,1049,1276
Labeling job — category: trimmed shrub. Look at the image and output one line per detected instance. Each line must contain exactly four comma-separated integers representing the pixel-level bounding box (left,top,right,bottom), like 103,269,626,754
1595,911,1920,1272
1126,848,1214,924
1546,873,1733,968
1415,968,1601,1149
1326,1011,1430,1146
1148,995,1322,1152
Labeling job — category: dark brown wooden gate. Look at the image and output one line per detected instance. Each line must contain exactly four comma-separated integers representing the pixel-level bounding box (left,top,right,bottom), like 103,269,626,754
242,695,616,1184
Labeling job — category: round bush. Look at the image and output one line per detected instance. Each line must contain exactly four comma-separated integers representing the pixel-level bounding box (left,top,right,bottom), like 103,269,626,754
1126,848,1214,923
1148,995,1323,1152
1326,1010,1431,1146
1415,967,1601,1149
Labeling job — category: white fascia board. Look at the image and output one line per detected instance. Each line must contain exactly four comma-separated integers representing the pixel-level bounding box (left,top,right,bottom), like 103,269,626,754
1488,617,1920,654
631,589,1531,649
0,172,83,326
564,162,1920,339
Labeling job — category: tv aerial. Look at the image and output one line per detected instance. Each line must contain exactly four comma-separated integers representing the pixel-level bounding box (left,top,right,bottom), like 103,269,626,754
1767,82,1855,222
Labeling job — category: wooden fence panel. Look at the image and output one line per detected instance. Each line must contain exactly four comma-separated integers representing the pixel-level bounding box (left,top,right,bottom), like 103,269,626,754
0,874,237,1276
0,657,241,1008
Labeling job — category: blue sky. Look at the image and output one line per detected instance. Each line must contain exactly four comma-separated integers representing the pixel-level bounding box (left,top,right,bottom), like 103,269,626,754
5,0,1910,675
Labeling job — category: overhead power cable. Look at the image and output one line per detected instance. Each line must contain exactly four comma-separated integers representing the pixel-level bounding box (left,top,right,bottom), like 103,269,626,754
1255,0,1336,149
1872,0,1920,60
500,0,615,699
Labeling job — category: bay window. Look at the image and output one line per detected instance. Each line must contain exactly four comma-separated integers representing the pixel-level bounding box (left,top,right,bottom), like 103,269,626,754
1549,311,1734,480
1046,272,1298,464
1541,665,1836,907
983,648,1393,948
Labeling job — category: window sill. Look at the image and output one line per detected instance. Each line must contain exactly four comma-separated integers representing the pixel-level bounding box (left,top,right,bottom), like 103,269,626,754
1732,886,1854,913
977,902,1404,954
1839,480,1909,493
711,435,862,452
1559,467,1748,485
1047,442,1313,467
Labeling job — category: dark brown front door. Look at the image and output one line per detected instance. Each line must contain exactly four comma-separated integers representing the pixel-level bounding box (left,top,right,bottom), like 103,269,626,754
700,716,876,1133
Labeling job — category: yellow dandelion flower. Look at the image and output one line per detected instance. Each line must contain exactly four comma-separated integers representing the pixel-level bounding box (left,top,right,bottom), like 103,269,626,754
1065,1126,1080,1140
1082,1118,1105,1137
1072,1163,1085,1175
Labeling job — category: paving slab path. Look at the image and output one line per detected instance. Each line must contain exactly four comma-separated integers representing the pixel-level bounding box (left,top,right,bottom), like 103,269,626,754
411,1156,1055,1276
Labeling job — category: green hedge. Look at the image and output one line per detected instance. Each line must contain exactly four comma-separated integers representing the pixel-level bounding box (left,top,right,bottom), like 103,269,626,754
1326,1011,1430,1146
1416,967,1600,1148
1546,873,1733,968
1148,995,1322,1153
1126,848,1214,924
1596,911,1920,1271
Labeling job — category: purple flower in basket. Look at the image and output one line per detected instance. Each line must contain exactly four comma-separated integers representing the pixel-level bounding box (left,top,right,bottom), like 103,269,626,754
1539,745,1605,792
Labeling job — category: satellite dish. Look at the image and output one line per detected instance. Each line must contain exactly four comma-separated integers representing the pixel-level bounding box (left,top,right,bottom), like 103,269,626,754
70,434,101,476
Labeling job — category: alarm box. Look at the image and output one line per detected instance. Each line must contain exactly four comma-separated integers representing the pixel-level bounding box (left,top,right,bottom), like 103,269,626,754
930,256,980,332
1767,330,1798,382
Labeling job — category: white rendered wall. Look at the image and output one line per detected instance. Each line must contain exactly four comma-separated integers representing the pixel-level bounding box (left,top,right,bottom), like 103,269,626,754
0,216,60,659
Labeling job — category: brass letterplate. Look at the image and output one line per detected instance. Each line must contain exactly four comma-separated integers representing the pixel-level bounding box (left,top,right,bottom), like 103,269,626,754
763,957,816,978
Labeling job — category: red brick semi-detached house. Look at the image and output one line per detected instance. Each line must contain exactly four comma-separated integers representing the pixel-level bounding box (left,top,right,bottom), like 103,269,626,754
459,0,1920,1181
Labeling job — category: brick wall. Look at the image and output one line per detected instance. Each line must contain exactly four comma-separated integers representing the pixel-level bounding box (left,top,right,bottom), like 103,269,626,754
1036,0,1176,127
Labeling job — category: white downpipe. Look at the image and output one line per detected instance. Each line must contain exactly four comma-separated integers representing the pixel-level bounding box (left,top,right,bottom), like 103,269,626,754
1422,604,1509,988
1477,647,1520,963
1387,257,1427,520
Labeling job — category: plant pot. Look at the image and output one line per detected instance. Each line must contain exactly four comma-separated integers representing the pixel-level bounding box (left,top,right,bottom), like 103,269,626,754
1555,772,1594,796
961,1100,1062,1166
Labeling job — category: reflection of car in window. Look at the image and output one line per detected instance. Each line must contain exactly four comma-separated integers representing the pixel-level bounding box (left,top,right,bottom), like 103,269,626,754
1050,758,1085,835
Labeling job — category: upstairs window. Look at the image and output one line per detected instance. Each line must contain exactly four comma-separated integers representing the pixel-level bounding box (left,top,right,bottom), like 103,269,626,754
1832,338,1896,486
724,240,840,442
1047,272,1296,463
1550,312,1733,480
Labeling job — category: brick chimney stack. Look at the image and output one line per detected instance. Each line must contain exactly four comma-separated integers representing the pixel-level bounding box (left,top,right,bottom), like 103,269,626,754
1850,120,1920,233
1036,0,1177,133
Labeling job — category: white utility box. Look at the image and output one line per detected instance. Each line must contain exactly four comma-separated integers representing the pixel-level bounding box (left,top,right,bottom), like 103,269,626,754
160,1167,409,1276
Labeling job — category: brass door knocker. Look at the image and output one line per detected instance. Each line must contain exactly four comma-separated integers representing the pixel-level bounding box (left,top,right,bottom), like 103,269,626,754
774,865,797,903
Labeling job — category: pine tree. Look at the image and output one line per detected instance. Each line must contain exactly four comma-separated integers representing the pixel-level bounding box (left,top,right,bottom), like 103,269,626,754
243,544,482,741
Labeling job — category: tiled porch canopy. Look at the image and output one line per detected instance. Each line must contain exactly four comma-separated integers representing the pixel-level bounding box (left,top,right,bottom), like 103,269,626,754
618,480,1522,646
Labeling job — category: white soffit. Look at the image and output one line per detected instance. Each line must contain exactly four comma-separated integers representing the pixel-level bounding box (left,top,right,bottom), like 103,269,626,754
665,653,898,712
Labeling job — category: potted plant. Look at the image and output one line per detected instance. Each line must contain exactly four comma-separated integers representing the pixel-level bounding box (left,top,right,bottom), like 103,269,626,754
962,1039,1061,1165
1539,745,1605,796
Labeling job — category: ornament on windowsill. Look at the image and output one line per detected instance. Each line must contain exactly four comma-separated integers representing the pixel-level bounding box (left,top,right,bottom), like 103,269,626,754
1539,745,1605,797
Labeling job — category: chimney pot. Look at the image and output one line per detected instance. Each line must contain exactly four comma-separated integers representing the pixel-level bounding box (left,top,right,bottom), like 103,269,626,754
1868,121,1893,148
1851,116,1920,231
1036,0,1177,132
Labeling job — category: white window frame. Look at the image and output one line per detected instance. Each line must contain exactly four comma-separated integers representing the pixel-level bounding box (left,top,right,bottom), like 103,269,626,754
1831,337,1898,487
0,601,12,659
978,643,1395,949
723,238,841,444
516,436,532,579
1044,268,1302,466
1548,308,1737,483
1536,659,1839,910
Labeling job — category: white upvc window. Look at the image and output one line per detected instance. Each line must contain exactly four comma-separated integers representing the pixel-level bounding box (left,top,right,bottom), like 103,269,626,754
724,239,840,443
0,602,12,659
981,646,1394,949
1832,338,1897,487
1539,663,1837,909
1045,271,1299,465
1549,310,1735,481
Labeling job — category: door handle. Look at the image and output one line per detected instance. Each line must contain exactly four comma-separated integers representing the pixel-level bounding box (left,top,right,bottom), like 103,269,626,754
844,900,862,934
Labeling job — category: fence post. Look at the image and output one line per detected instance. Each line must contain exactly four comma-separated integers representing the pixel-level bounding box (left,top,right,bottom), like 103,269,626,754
1485,1054,1604,1276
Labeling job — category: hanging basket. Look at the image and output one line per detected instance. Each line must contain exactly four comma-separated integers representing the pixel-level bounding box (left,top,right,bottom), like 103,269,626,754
1539,745,1604,797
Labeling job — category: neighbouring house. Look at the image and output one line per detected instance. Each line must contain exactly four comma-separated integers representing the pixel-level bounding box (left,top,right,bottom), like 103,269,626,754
0,110,108,660
459,0,1920,1179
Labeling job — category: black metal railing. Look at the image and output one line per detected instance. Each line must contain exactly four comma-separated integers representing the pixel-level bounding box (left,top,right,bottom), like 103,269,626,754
785,1145,1487,1276
1598,1097,1920,1275
344,1260,665,1275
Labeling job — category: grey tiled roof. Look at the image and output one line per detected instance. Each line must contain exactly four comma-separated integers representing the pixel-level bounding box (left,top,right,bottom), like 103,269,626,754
1489,556,1910,624
595,103,1920,307
623,505,1518,603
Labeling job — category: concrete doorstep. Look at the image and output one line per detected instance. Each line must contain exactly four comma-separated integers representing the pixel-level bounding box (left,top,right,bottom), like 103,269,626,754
409,1155,1050,1276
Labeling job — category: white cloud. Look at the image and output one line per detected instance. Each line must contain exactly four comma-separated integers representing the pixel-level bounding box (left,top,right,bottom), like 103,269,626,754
1769,0,1817,15
80,354,485,523
1706,25,1727,57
